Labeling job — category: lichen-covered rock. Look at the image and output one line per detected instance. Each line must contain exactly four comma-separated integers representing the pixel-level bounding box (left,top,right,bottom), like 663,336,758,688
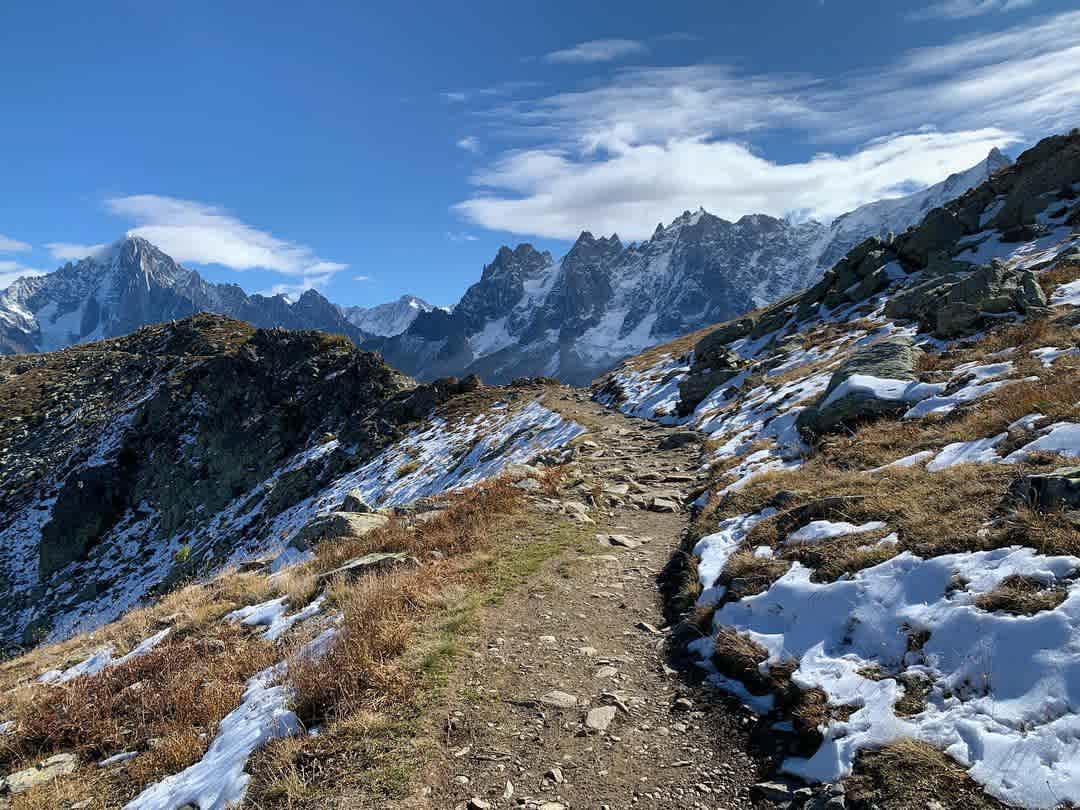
290,511,390,551
796,337,922,434
338,488,373,513
885,261,1049,338
679,339,744,416
1007,466,1080,511
0,753,77,795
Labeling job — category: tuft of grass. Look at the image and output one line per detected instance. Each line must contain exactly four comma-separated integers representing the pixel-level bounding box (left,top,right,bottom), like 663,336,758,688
394,460,419,478
846,738,1007,809
974,574,1069,616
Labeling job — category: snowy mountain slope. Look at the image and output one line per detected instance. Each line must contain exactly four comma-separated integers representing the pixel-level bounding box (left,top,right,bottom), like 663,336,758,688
594,129,1080,808
0,237,366,354
376,150,1011,386
340,294,435,337
0,315,582,649
818,146,1012,269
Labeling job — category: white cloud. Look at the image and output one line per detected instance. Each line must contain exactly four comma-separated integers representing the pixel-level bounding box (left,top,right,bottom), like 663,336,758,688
458,129,1017,240
353,274,372,282
907,0,1036,21
457,136,480,153
447,231,479,242
0,234,31,253
104,195,346,280
0,260,46,290
545,39,646,64
45,242,107,262
457,10,1079,240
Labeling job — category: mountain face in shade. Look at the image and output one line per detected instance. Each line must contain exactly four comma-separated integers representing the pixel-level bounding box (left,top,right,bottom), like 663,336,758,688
0,237,366,354
371,146,1013,385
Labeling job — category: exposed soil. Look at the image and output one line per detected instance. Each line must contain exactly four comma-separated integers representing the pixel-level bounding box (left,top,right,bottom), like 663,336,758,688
404,388,772,809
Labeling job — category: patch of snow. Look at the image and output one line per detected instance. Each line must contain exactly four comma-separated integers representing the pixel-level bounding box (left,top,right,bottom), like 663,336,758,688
705,546,1080,807
1052,279,1080,307
870,450,934,472
693,509,777,606
1005,422,1080,463
785,520,888,546
925,434,1007,471
1031,346,1080,367
39,628,171,684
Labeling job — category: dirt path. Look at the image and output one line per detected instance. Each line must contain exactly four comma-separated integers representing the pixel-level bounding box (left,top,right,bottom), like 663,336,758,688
411,387,770,809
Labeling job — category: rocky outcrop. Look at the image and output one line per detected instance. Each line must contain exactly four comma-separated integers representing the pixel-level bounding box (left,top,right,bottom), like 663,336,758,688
796,337,923,434
0,314,442,649
290,511,390,551
885,260,1049,338
678,344,744,416
1007,466,1080,511
678,131,1080,367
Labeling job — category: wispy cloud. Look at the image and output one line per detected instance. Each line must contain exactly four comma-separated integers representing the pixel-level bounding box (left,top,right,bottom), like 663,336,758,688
457,10,1079,240
447,231,479,242
353,274,372,282
45,242,107,262
441,81,543,104
907,0,1036,21
0,260,46,289
0,234,31,253
104,195,347,280
457,136,480,153
544,39,646,64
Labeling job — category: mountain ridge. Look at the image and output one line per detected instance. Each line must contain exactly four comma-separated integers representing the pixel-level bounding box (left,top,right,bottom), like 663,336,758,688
0,150,1010,379
373,148,1011,385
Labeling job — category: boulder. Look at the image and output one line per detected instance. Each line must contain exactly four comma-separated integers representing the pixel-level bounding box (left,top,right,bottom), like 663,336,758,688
584,705,617,733
1,753,78,794
657,431,700,450
678,343,743,416
797,337,922,435
316,551,414,584
290,511,389,551
885,261,1049,338
1007,466,1080,511
539,690,578,709
338,488,373,513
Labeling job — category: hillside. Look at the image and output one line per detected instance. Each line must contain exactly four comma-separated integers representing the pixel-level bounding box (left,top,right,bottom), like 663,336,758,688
0,131,1075,810
595,128,1080,807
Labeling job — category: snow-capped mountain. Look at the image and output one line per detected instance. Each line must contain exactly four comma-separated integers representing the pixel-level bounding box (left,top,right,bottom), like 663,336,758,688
373,149,1011,385
0,150,1009,377
0,237,366,353
341,294,435,337
817,146,1013,269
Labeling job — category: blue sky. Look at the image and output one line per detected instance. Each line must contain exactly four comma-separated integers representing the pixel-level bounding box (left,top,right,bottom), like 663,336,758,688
1,0,1078,307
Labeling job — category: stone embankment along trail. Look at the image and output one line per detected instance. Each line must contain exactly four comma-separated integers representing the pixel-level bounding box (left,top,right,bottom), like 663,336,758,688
413,387,770,810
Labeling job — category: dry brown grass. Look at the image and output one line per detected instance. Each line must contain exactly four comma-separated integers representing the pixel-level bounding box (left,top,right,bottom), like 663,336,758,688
0,570,278,695
846,738,1006,809
287,479,522,723
2,625,273,763
710,626,771,695
973,574,1069,615
0,624,278,806
1038,261,1080,298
